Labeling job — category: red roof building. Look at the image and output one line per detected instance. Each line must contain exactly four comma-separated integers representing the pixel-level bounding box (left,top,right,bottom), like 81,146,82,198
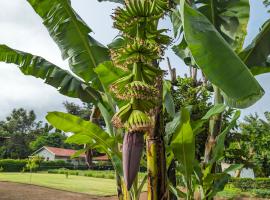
32,146,109,164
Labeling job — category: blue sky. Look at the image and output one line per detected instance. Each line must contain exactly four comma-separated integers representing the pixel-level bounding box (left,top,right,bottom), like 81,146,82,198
0,0,269,121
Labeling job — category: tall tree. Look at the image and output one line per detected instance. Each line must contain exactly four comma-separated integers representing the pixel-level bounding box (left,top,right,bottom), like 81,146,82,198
0,108,43,158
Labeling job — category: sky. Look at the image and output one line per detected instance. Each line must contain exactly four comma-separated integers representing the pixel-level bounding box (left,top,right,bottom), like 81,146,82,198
0,0,269,121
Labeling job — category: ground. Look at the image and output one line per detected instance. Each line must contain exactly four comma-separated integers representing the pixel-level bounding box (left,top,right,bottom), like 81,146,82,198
0,173,267,200
0,173,117,196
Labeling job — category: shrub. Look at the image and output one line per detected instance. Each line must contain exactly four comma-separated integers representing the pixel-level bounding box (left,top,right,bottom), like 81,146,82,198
0,159,28,172
252,189,270,198
230,178,270,191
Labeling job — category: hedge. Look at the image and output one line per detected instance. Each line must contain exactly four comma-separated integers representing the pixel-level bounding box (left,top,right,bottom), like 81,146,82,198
230,178,270,191
0,159,116,172
0,159,28,172
0,159,88,172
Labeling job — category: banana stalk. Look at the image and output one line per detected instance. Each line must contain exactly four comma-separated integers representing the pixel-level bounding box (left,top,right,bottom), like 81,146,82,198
110,0,170,197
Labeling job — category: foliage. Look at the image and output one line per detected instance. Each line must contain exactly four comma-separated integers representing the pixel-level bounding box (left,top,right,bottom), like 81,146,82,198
0,159,28,172
63,101,92,120
170,77,212,159
237,112,270,177
29,132,70,151
230,178,270,191
180,1,264,108
239,19,270,75
27,0,110,85
0,0,268,199
0,108,47,159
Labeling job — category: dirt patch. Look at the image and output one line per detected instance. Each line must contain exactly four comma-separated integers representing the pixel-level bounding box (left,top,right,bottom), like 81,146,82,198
0,181,115,200
0,182,148,200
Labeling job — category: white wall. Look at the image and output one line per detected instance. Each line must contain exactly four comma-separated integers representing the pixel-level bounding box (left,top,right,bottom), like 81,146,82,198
35,149,55,161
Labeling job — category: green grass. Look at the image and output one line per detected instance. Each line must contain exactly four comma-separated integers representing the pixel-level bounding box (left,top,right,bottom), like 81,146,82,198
0,172,117,196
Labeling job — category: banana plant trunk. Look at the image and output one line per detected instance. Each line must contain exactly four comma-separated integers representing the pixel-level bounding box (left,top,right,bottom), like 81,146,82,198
204,86,223,200
146,82,168,200
204,86,223,164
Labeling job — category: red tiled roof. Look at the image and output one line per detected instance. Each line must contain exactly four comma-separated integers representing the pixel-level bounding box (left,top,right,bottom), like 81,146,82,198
93,155,109,161
45,146,85,158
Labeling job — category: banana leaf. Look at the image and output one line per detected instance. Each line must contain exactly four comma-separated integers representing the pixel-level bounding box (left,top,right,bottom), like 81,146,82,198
27,0,110,86
46,111,122,175
0,45,101,104
180,1,264,108
240,20,270,75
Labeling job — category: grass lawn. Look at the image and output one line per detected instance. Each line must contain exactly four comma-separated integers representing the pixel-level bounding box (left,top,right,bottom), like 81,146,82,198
0,172,117,196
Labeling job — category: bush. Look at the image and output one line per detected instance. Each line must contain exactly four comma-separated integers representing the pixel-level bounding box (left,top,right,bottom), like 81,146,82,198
0,159,89,172
0,159,28,172
230,178,270,191
252,189,270,198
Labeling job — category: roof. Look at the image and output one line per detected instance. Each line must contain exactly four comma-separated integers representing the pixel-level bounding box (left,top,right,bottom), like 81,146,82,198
36,146,86,158
33,146,110,161
93,155,109,161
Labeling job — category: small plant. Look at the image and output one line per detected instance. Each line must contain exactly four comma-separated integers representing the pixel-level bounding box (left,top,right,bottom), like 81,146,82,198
26,156,39,183
0,166,4,172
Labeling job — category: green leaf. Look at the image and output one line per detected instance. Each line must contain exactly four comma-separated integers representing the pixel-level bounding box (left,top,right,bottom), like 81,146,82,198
197,0,250,52
223,164,243,174
171,108,195,187
94,61,128,91
172,39,195,66
202,104,226,120
46,111,123,174
170,8,182,38
27,0,110,85
163,81,175,118
0,45,101,104
46,112,116,154
192,104,226,135
66,134,92,145
210,110,241,164
181,2,264,108
239,20,270,75
70,148,86,159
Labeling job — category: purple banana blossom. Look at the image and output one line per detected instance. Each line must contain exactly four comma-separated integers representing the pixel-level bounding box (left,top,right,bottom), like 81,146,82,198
123,132,144,190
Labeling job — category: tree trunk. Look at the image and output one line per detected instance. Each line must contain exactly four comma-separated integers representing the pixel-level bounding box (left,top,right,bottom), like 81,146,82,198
204,86,223,163
146,101,168,199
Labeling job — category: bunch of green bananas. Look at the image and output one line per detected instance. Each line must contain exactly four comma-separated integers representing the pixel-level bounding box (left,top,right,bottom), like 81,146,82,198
110,0,170,190
110,0,169,133
111,39,162,71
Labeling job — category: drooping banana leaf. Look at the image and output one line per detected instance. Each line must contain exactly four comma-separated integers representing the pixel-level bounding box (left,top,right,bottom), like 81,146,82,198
180,1,264,108
0,45,101,104
46,111,122,175
27,0,110,86
172,0,250,67
239,20,270,75
196,0,250,52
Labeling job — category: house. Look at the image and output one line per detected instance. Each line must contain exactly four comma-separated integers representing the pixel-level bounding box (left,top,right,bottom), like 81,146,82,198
32,146,109,166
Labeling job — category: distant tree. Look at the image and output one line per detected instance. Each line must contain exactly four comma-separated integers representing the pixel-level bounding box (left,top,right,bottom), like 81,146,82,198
0,108,45,158
229,112,270,177
29,132,68,151
63,101,92,120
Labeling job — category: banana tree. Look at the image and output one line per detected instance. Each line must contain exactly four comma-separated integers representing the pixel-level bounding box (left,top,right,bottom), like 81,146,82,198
171,0,270,172
0,0,267,199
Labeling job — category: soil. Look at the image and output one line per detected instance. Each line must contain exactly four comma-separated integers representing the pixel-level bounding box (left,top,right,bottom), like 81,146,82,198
0,182,266,200
0,182,147,200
